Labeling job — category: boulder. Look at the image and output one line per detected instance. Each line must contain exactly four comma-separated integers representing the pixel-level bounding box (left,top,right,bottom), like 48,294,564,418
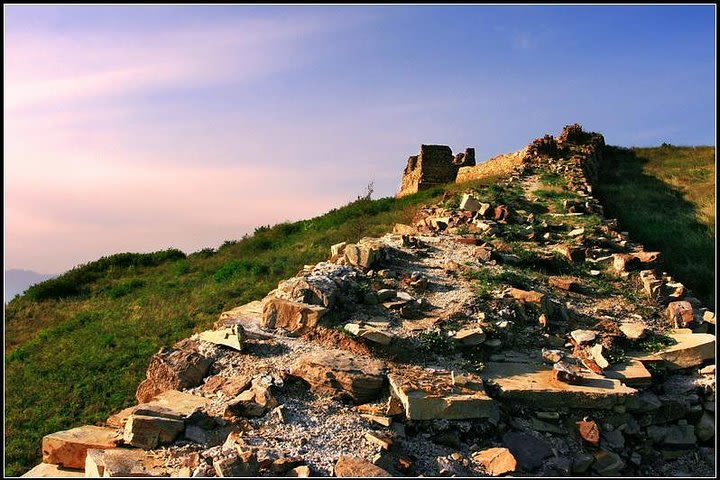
590,344,610,370
472,447,517,476
290,350,386,404
556,244,585,262
135,347,212,403
549,276,581,292
388,367,499,420
344,241,382,269
261,297,327,335
696,412,714,442
109,389,209,428
42,426,121,469
334,456,390,477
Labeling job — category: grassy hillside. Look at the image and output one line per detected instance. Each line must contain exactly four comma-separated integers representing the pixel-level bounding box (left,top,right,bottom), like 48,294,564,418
4,177,504,477
596,144,715,308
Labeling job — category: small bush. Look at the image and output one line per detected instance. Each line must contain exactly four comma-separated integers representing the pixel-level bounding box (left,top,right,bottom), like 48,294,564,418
105,279,146,299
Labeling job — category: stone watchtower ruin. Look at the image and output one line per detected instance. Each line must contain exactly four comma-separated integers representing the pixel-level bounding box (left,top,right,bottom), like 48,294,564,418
397,145,476,197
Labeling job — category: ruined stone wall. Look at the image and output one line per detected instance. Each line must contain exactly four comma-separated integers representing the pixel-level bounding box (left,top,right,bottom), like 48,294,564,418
398,144,467,197
456,147,530,184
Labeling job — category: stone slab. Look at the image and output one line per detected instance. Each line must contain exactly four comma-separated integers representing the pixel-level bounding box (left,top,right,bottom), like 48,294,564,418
388,367,499,420
21,463,84,478
482,362,636,409
632,333,715,369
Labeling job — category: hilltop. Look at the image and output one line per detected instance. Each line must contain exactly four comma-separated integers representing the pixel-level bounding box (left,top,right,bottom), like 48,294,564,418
5,125,716,477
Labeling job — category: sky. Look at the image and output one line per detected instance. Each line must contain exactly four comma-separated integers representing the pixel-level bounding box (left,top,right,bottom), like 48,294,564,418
4,5,716,274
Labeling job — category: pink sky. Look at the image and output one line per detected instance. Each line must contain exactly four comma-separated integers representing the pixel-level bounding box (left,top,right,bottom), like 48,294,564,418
5,6,715,274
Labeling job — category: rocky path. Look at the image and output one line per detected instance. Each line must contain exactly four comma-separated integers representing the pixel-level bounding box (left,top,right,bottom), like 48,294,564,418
24,125,716,478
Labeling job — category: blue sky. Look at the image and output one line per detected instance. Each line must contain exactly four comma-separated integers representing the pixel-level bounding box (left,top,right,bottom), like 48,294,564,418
4,5,716,273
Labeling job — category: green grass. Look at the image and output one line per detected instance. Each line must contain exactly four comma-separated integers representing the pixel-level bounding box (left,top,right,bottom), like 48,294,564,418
596,145,715,308
4,177,503,476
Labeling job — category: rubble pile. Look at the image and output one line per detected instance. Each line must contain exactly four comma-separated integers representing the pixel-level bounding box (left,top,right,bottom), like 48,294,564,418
24,125,715,478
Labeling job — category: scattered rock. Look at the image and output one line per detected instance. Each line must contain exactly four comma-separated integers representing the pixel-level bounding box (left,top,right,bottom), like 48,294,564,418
695,412,714,442
472,447,517,476
570,329,596,344
619,320,647,340
592,449,625,475
334,455,390,477
666,301,695,328
502,432,552,471
577,419,600,446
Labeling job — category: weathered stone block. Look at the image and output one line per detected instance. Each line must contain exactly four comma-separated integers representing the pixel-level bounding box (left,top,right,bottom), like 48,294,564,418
261,297,327,334
42,426,121,469
135,347,211,403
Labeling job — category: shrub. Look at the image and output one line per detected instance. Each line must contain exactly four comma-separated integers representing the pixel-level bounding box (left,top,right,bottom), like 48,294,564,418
105,279,146,299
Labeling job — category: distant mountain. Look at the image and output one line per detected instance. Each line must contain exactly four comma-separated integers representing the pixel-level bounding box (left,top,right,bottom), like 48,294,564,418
4,269,57,302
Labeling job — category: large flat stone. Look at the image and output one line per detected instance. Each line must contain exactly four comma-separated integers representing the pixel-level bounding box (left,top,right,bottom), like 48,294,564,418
482,362,636,409
604,360,652,387
632,333,715,370
21,463,84,477
290,350,386,404
388,367,499,420
42,426,121,469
